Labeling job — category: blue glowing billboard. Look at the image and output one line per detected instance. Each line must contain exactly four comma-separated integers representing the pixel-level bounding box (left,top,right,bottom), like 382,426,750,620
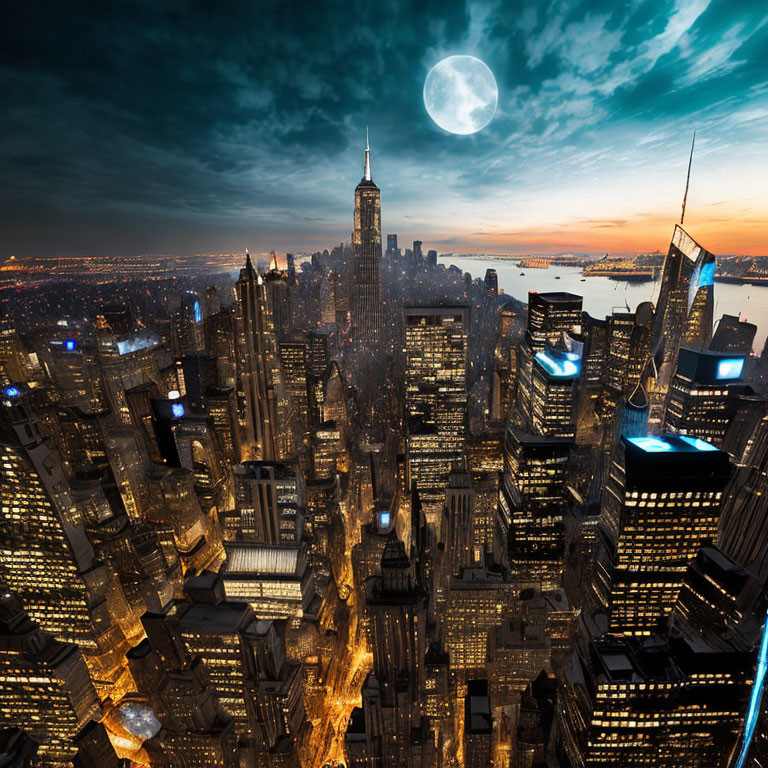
64,339,77,351
4,386,20,397
379,511,390,528
534,351,580,379
716,357,744,380
171,403,185,418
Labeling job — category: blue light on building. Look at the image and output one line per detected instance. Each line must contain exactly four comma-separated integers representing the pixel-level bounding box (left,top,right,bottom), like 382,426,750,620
171,403,185,418
734,607,768,768
3,386,20,397
194,299,202,324
379,511,390,528
679,435,718,452
628,434,720,454
628,436,673,452
534,351,580,379
716,357,744,380
698,260,716,288
64,339,77,351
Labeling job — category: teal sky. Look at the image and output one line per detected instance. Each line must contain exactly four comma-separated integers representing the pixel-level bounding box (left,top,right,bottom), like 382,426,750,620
2,0,768,258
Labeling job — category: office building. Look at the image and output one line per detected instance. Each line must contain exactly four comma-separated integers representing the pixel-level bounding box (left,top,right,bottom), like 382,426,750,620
464,679,492,768
236,254,279,461
404,306,468,522
0,592,100,765
649,225,716,425
500,425,572,589
352,137,383,343
710,314,756,353
593,434,731,636
665,346,750,448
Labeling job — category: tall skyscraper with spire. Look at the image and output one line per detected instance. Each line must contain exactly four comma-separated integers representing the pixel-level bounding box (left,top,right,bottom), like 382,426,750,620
647,136,716,427
352,131,383,344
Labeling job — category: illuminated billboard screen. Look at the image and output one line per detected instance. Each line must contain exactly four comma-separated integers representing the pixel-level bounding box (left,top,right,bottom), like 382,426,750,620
716,358,744,380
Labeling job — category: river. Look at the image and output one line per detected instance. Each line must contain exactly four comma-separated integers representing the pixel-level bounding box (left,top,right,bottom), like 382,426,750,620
439,255,768,354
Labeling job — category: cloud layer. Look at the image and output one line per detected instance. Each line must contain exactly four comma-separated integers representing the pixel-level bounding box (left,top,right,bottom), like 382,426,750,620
2,0,767,257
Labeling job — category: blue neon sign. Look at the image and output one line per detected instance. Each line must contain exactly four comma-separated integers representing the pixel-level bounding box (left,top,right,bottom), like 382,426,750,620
379,511,390,528
4,386,19,397
64,339,77,351
716,358,744,380
171,403,185,418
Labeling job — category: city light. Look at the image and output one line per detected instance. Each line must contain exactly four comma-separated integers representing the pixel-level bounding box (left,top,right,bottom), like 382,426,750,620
0,13,765,766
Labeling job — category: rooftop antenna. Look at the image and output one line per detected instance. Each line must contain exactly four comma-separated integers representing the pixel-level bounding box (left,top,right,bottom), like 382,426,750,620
364,126,371,181
680,131,696,226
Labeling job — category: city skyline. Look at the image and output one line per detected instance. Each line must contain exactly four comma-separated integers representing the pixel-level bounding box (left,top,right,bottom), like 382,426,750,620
2,4,768,768
3,0,768,260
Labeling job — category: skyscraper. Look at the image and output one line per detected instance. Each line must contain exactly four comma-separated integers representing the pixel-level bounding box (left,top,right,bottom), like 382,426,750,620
709,313,756,353
530,347,581,438
593,434,731,636
225,461,303,545
464,679,492,768
385,233,399,259
363,538,428,767
352,135,383,343
665,346,750,447
0,388,98,649
558,633,752,767
170,291,205,357
404,306,468,522
484,268,498,297
500,425,572,589
649,225,716,425
515,292,583,431
236,253,279,461
0,592,100,765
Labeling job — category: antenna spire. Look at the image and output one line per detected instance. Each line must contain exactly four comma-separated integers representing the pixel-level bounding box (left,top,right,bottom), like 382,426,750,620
681,131,696,226
363,127,371,181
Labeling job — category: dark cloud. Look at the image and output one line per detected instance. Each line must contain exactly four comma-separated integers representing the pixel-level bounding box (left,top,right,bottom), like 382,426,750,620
1,0,767,257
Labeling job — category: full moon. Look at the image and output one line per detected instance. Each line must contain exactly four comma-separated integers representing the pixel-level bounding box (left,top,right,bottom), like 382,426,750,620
423,55,498,135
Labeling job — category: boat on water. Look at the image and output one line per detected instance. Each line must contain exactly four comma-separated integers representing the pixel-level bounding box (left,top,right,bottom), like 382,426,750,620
555,275,561,279
519,272,525,276
580,278,586,282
